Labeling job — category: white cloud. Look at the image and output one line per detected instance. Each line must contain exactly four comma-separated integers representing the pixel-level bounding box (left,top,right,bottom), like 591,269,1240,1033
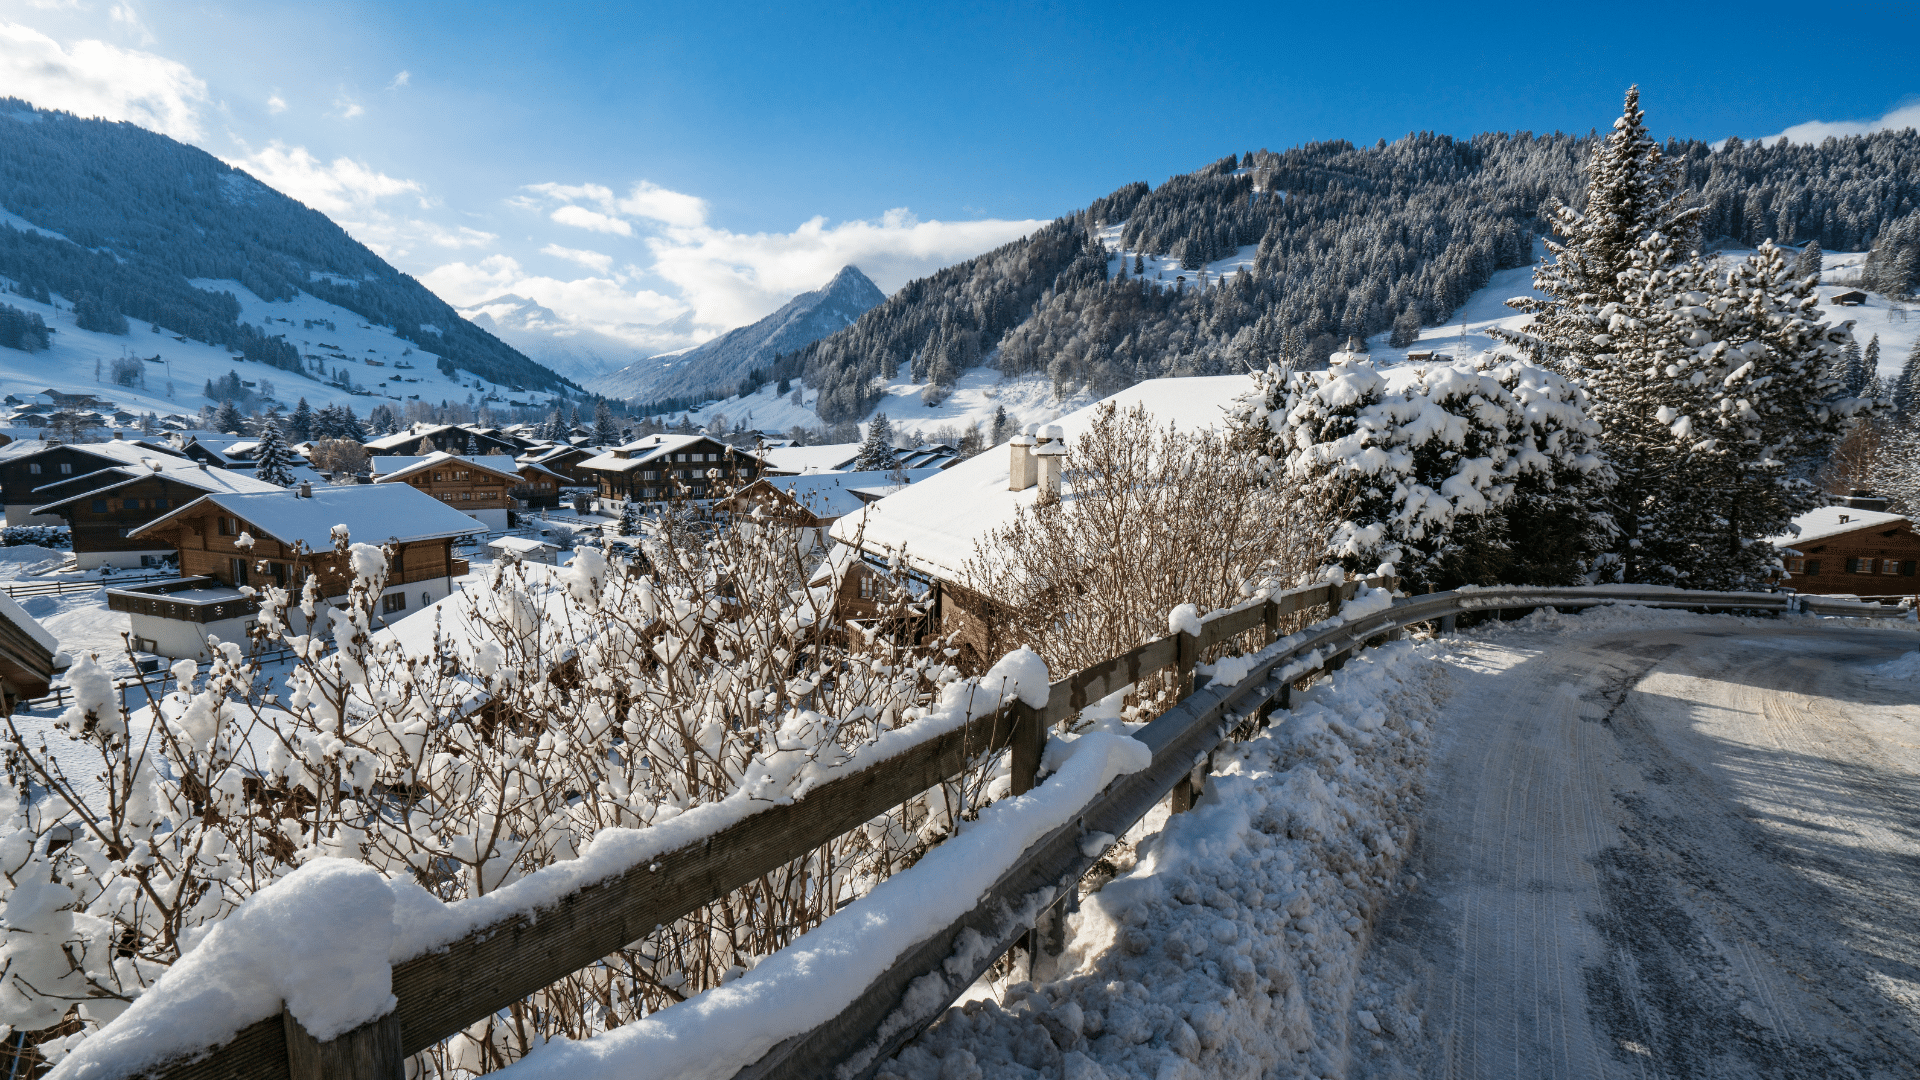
388,70,411,90
617,181,708,228
422,255,685,337
550,204,633,236
541,244,614,273
646,206,1039,328
227,141,420,216
0,21,208,139
267,93,287,114
335,96,365,120
1747,101,1920,145
108,2,153,44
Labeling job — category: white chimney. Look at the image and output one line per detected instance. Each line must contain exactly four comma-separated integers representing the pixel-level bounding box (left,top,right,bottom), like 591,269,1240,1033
1008,424,1038,491
1033,426,1065,504
298,481,312,498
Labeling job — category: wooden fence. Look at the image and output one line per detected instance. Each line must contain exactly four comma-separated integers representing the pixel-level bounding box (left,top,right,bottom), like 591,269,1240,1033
80,581,1913,1079
0,571,174,600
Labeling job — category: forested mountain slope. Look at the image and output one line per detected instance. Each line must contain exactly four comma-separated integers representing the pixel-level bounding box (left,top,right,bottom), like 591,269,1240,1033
0,99,575,393
774,128,1920,423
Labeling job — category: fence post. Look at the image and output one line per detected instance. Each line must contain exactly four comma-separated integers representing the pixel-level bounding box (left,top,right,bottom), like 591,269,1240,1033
1008,701,1045,797
1168,630,1201,812
283,1006,405,1080
1439,613,1455,635
1263,596,1280,645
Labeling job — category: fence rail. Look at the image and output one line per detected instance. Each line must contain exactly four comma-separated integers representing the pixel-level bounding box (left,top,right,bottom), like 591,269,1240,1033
95,582,1913,1079
0,570,174,599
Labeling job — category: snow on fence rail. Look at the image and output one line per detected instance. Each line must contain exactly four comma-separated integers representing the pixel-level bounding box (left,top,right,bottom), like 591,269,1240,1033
66,581,1910,1080
0,571,174,599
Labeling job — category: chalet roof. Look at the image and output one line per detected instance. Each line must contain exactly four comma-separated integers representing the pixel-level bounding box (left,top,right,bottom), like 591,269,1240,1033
2,438,184,469
370,452,524,485
30,458,282,513
487,535,560,553
733,469,945,521
828,375,1254,581
0,590,61,656
577,434,742,474
1771,505,1911,548
130,484,488,549
759,442,862,475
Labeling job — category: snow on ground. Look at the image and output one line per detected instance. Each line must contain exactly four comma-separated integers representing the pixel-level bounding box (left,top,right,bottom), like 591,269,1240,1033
673,364,1097,444
0,265,562,425
876,637,1449,1080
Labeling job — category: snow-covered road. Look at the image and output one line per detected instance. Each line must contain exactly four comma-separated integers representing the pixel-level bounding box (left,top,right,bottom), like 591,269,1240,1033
1356,619,1920,1079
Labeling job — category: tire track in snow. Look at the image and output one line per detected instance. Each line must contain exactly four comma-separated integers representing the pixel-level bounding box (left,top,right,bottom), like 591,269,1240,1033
1352,619,1920,1080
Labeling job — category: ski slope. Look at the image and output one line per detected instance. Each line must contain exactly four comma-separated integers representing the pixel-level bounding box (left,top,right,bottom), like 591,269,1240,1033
0,269,564,425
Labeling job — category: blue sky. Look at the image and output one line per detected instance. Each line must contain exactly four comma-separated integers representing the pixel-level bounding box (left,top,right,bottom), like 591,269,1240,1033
3,0,1917,354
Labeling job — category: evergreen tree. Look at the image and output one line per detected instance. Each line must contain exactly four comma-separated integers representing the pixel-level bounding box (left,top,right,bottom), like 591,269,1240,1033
1133,253,1145,275
1793,238,1823,283
288,397,313,442
212,399,244,434
854,412,895,470
338,407,366,442
990,405,1010,447
1841,339,1868,397
1863,335,1880,393
466,431,479,456
253,417,296,487
593,401,620,445
1895,338,1920,416
620,497,645,534
366,404,397,436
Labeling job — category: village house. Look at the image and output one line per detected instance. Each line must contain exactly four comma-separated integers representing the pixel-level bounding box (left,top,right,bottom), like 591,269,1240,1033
1774,492,1919,599
517,443,601,485
115,483,486,659
364,423,526,458
718,469,944,553
0,592,63,715
30,455,284,568
576,434,766,511
827,376,1248,668
370,452,523,531
0,436,191,526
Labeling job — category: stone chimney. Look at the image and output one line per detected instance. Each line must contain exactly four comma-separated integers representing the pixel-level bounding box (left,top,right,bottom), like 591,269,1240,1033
1033,424,1065,504
298,481,312,498
1008,424,1038,491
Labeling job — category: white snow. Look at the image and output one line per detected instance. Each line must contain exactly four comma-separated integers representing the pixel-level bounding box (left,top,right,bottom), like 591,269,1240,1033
47,859,399,1080
1871,649,1920,680
1772,504,1910,547
1167,604,1202,637
830,376,1254,581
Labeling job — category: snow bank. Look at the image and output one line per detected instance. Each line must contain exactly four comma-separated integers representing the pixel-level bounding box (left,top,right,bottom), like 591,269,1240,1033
875,641,1445,1080
50,860,397,1079
1871,649,1920,680
489,731,1151,1080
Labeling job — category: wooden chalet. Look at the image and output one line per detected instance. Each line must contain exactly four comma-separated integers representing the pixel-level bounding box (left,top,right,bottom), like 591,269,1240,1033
120,483,487,658
576,434,766,511
1829,290,1868,307
518,444,600,485
1773,493,1919,599
0,436,188,526
364,424,527,458
30,456,282,569
0,592,63,714
371,452,523,530
718,469,943,554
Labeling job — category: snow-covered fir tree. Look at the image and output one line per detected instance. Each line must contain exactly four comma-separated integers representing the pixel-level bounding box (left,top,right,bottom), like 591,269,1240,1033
1229,352,1611,590
1895,338,1920,415
620,496,644,534
1792,238,1823,284
288,397,313,442
252,417,296,487
592,401,620,446
211,399,243,434
466,431,480,456
854,412,895,470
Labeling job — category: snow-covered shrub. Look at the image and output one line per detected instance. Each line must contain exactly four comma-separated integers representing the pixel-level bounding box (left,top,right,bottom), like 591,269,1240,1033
1230,353,1612,591
1,506,994,1072
963,402,1316,681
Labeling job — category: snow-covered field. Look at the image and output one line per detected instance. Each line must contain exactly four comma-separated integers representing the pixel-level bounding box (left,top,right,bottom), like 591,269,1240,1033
0,263,563,424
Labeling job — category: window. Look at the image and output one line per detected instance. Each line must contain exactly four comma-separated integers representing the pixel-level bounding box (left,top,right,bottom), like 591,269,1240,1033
1904,561,1917,577
421,591,431,608
1786,558,1804,573
153,497,167,510
1845,557,1864,573
456,471,469,480
461,492,471,500
218,516,233,536
382,592,407,614
1883,559,1900,575
27,463,39,475
1805,559,1821,576
59,463,71,475
229,557,248,586
91,499,108,513
124,498,140,510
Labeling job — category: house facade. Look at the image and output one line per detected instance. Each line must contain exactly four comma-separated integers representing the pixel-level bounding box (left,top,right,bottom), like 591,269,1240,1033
1774,494,1920,598
123,484,487,658
31,459,283,568
365,424,526,458
0,592,62,714
577,434,765,511
0,437,189,526
371,452,522,530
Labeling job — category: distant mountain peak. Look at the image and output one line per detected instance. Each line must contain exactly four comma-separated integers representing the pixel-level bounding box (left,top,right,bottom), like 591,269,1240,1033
585,266,889,404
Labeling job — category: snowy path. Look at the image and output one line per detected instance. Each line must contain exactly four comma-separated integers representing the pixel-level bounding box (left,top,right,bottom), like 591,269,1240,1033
1354,621,1920,1079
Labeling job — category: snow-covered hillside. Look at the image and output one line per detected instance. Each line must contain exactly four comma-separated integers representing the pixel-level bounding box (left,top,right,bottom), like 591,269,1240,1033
0,274,564,425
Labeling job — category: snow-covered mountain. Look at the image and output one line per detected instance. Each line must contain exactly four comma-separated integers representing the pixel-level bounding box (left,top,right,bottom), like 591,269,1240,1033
587,266,886,404
458,294,697,385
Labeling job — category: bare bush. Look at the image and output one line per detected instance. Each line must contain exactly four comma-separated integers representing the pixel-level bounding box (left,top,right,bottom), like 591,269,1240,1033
2,502,1007,1073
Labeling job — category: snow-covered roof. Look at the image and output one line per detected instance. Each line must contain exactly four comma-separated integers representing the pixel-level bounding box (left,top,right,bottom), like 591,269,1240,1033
371,452,523,485
487,535,560,553
577,434,743,473
0,589,61,656
131,483,488,548
829,375,1254,580
759,443,861,475
30,457,283,512
1770,505,1911,547
737,469,944,520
